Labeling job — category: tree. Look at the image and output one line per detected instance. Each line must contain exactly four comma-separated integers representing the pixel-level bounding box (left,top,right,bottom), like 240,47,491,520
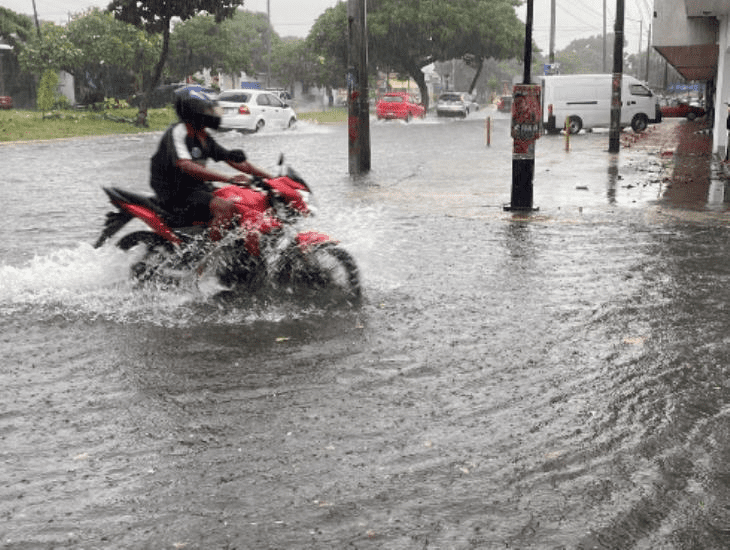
18,10,159,105
0,8,36,106
306,0,525,110
65,9,159,103
368,0,524,110
168,10,275,84
108,0,243,125
307,2,348,90
17,21,82,74
0,7,34,48
270,38,322,93
36,68,58,114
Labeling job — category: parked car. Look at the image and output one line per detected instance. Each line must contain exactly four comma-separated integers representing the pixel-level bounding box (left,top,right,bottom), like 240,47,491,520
436,92,473,118
0,96,12,109
496,95,513,113
375,92,425,121
660,99,705,120
218,89,297,133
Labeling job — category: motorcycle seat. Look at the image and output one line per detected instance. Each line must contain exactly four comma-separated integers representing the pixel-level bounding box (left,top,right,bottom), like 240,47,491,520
104,186,165,215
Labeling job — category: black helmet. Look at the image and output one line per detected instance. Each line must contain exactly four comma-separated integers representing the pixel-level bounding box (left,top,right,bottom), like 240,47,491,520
174,86,222,130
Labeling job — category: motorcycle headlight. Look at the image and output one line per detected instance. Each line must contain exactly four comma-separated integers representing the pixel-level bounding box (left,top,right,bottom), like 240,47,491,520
297,189,317,215
297,189,311,205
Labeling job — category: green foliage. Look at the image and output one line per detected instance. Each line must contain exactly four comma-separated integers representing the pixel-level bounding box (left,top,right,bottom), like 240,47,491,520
306,2,348,89
0,7,34,47
109,0,243,123
17,8,160,105
0,107,176,141
271,38,321,91
109,0,243,34
54,95,72,110
306,0,525,109
37,69,59,114
18,22,83,74
104,97,131,109
66,9,160,81
167,11,271,80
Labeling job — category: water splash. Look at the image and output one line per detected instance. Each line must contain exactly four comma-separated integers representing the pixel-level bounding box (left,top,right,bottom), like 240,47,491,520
0,237,370,327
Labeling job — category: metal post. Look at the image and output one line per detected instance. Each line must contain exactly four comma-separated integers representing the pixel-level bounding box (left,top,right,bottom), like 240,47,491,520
602,0,607,72
608,0,625,154
644,23,651,83
506,0,540,211
266,0,271,89
549,0,556,65
347,0,371,175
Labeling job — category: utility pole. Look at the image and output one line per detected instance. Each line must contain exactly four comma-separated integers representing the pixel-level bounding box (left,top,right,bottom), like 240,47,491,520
549,0,556,64
31,0,41,38
602,0,607,72
347,0,371,175
266,0,271,89
644,23,652,83
608,0,625,154
506,0,540,211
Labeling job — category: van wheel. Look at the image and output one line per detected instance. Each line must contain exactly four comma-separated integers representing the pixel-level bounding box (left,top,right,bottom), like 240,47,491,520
631,114,648,133
566,116,582,134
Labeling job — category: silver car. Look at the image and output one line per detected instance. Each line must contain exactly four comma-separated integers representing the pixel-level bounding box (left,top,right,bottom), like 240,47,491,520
436,92,472,118
218,89,297,133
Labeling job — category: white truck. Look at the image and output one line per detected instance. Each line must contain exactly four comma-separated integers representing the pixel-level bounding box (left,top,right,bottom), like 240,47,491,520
539,74,662,134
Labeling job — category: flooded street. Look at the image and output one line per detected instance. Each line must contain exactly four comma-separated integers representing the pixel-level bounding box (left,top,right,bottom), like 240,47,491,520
2,113,730,549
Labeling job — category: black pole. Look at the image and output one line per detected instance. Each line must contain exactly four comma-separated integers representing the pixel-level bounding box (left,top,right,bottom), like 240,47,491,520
523,0,533,85
506,0,540,211
608,0,624,153
347,0,371,175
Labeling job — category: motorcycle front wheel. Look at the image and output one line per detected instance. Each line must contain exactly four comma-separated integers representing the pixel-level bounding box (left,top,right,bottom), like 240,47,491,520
116,231,178,284
295,242,362,306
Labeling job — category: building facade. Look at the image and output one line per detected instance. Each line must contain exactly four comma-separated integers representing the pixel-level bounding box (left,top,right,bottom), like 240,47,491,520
653,0,730,156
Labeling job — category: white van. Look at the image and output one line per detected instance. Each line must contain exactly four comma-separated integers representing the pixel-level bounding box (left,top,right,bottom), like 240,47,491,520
539,74,661,134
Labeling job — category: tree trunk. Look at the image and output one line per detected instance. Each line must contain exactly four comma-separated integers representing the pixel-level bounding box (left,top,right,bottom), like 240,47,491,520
410,67,429,112
468,57,484,95
136,15,171,127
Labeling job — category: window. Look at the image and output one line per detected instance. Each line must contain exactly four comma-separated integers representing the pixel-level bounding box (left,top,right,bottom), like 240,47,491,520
629,84,651,97
268,94,284,108
220,93,250,103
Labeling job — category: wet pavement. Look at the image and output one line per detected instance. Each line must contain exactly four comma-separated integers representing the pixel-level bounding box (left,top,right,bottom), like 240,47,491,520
1,112,730,549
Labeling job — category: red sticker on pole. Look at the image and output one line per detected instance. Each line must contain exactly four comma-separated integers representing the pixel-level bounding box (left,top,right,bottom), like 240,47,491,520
511,84,542,159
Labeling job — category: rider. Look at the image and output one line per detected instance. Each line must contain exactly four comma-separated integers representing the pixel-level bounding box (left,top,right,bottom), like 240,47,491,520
150,86,273,237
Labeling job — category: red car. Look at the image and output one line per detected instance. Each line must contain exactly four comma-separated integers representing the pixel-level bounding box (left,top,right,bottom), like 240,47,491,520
375,92,425,121
660,99,705,120
496,94,513,113
0,96,12,109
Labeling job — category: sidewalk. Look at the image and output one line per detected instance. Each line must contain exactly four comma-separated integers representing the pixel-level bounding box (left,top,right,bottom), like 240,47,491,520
622,116,726,209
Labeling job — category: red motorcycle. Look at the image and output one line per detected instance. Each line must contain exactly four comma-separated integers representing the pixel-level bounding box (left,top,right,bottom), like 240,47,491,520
93,163,361,305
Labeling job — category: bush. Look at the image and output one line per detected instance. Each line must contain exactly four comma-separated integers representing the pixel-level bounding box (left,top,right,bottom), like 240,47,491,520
37,70,59,114
53,95,72,110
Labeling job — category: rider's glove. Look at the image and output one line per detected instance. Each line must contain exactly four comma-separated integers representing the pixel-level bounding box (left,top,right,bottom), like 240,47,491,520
228,149,247,163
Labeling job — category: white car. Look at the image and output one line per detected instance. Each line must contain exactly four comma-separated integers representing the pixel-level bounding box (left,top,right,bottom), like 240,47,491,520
218,89,297,132
436,92,473,118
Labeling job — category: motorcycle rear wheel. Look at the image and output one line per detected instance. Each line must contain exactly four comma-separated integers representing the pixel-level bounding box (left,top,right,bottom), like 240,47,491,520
117,231,178,283
296,242,362,305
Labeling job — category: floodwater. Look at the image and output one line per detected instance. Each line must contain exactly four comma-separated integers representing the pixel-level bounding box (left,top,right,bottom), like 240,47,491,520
2,112,730,549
